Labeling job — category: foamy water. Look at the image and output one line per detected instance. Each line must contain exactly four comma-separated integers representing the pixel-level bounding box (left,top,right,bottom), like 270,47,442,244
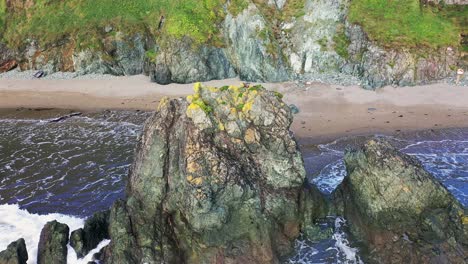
0,204,109,264
288,217,363,264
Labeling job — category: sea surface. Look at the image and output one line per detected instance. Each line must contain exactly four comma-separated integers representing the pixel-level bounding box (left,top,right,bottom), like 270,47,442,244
0,110,466,264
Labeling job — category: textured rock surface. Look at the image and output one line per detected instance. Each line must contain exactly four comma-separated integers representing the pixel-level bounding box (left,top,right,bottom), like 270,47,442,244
145,38,236,85
103,83,327,263
37,220,69,264
285,0,348,76
223,4,290,82
343,24,459,89
70,210,110,258
0,239,28,264
333,139,468,263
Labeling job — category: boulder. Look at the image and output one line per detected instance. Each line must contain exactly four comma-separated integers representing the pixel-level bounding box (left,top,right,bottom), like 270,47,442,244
70,210,110,258
0,238,28,264
333,139,468,263
37,220,69,264
103,83,327,263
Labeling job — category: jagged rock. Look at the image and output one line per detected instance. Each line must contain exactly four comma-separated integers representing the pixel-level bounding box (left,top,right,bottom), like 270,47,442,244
223,4,290,82
333,139,468,263
103,83,327,263
146,38,236,84
70,210,110,258
286,0,347,76
37,220,69,264
343,23,459,89
0,238,28,264
0,43,16,71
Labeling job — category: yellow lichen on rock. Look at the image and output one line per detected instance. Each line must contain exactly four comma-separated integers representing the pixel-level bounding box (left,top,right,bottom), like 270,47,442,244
462,215,468,225
157,96,170,111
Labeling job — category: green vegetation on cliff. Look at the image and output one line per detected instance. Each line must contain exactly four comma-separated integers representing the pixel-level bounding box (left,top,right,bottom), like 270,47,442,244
349,0,465,49
2,0,226,48
0,0,5,29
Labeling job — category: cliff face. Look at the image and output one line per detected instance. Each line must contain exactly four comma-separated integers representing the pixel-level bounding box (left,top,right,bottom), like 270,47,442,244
0,0,466,88
102,83,327,263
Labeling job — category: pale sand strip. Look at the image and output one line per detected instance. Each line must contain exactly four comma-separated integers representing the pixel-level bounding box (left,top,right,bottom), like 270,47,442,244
1,75,468,143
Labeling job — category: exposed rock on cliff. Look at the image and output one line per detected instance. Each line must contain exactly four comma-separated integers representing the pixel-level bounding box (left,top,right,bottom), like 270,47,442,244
145,38,236,85
37,220,69,264
223,4,290,82
102,83,327,263
343,24,459,89
333,139,468,263
0,238,28,264
0,0,465,88
70,210,110,258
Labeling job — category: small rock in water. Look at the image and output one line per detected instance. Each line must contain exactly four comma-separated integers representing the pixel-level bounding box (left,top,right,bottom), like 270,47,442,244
0,238,28,264
289,104,300,114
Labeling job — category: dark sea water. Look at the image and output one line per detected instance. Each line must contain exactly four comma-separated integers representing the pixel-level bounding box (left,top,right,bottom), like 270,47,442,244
0,110,466,264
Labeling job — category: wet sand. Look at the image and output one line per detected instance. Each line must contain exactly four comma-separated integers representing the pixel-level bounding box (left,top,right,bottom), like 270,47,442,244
1,75,468,143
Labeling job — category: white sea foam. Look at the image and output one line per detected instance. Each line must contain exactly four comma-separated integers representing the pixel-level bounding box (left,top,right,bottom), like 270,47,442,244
333,218,363,264
0,204,107,264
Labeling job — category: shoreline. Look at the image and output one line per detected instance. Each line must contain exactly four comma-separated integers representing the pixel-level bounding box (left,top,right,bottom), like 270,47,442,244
1,75,468,144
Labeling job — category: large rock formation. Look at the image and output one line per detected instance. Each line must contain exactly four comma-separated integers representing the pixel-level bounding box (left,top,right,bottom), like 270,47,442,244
102,83,327,263
0,239,28,264
37,220,69,264
70,210,110,258
333,139,468,263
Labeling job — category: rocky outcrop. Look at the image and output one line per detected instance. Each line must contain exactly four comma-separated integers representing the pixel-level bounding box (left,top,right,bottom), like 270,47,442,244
102,83,327,263
70,210,110,258
425,0,468,5
343,24,459,89
145,38,236,85
0,43,16,73
223,4,290,82
284,0,348,76
37,220,69,264
333,139,468,263
0,239,28,264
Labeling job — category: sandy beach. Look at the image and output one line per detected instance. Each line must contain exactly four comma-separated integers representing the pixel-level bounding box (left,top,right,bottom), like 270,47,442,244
1,75,468,143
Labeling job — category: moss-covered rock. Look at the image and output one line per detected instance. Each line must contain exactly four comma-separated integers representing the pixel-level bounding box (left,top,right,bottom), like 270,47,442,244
333,139,467,263
70,210,110,258
103,83,328,263
0,238,28,264
37,220,69,264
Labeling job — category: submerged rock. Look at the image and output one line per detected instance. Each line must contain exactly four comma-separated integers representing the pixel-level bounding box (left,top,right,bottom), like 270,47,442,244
70,210,110,258
0,238,28,264
37,220,69,264
334,139,468,263
103,83,327,263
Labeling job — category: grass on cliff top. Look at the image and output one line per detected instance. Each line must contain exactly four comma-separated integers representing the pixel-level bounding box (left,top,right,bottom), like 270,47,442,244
349,0,465,49
2,0,226,48
0,0,5,29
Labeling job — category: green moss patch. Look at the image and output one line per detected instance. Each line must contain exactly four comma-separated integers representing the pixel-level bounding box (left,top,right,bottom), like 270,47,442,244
2,0,227,49
348,0,463,49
